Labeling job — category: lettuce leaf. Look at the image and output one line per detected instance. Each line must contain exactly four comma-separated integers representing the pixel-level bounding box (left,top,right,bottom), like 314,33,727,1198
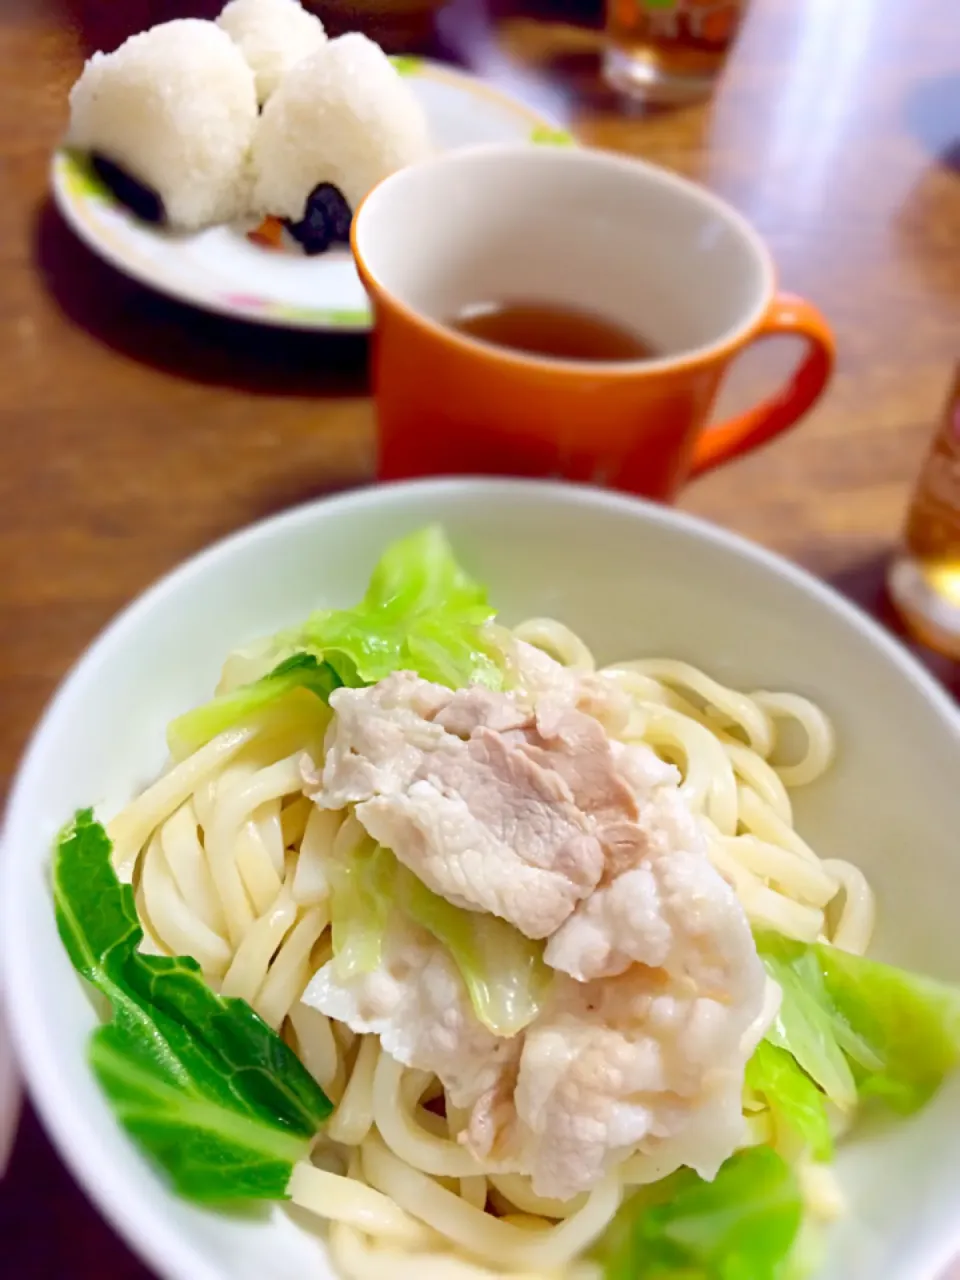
757,933,873,1111
758,932,960,1118
298,526,503,689
169,529,502,761
328,839,395,980
54,810,332,1202
167,653,342,759
782,1220,826,1280
325,839,549,1036
598,1146,803,1280
398,865,550,1036
817,943,960,1113
745,1041,832,1162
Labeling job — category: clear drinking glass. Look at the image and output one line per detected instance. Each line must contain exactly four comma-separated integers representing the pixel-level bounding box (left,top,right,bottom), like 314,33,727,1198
604,0,749,104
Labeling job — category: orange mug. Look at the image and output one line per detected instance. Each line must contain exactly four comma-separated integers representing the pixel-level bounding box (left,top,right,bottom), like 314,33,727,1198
352,144,834,500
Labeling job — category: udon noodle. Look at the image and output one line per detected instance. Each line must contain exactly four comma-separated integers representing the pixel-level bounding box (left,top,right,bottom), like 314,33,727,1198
108,618,874,1279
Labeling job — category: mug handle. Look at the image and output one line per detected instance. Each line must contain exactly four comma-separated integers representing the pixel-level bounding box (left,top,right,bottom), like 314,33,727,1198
690,293,835,477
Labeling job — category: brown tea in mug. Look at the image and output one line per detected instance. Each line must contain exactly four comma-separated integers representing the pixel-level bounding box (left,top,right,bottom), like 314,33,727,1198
447,300,660,362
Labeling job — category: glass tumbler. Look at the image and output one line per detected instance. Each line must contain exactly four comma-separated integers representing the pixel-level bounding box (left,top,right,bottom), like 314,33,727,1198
604,0,749,104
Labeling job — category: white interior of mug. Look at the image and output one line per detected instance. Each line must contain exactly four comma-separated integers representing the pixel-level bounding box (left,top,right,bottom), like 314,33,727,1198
354,145,774,361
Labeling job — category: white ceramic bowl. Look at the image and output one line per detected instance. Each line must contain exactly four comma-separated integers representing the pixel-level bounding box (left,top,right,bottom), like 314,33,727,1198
3,479,960,1280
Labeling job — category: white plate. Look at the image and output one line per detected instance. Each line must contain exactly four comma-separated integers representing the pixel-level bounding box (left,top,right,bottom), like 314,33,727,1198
50,60,572,332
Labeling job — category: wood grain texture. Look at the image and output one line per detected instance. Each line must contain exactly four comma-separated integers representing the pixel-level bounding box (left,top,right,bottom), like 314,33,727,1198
1,0,959,1273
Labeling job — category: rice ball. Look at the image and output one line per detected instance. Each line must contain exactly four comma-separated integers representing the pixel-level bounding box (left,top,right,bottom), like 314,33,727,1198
217,0,328,106
252,32,432,220
67,19,258,231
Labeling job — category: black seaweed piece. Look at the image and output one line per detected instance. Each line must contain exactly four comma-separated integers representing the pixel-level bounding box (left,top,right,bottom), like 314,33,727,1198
91,153,165,225
285,183,353,256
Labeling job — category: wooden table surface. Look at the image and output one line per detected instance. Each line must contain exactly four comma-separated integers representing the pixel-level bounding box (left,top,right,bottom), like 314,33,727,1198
1,0,959,1273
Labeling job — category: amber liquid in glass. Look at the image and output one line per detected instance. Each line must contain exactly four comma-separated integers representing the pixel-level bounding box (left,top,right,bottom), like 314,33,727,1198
605,0,747,101
887,365,960,658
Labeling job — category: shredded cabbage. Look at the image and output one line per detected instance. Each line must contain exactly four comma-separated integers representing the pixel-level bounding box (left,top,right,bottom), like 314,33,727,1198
746,1041,832,1162
758,931,960,1119
817,942,960,1113
297,526,504,689
53,811,331,1201
167,654,340,759
757,933,874,1111
328,839,395,981
167,528,504,759
398,865,549,1037
326,839,549,1036
597,1146,803,1280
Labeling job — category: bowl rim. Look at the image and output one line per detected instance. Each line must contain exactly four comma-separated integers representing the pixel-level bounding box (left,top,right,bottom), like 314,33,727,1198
4,476,960,1280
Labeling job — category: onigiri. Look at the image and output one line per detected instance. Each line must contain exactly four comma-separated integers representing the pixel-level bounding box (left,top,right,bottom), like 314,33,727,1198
251,32,432,220
67,20,258,231
217,0,328,106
